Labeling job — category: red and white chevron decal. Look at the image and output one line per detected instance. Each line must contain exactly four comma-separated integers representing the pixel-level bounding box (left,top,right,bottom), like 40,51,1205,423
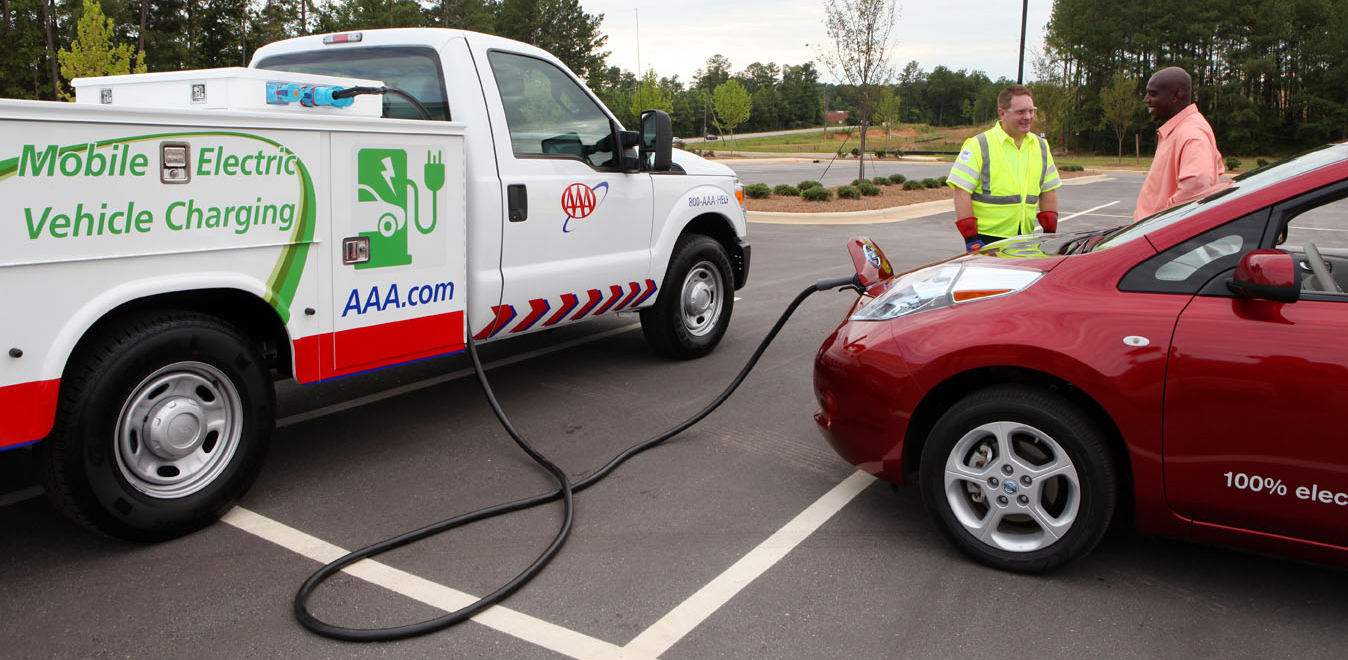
476,280,658,339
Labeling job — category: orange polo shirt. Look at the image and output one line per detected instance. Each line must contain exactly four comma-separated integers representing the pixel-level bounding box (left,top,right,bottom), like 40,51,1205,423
1134,104,1225,220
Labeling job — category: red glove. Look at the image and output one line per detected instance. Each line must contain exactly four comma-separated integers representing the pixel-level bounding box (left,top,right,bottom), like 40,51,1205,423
1037,210,1059,233
955,216,982,252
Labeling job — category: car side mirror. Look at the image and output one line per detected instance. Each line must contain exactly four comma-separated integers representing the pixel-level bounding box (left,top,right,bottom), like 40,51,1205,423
639,109,673,172
1227,249,1300,303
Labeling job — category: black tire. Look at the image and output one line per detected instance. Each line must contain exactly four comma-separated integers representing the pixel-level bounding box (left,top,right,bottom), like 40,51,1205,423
35,312,273,541
640,234,734,359
918,385,1116,573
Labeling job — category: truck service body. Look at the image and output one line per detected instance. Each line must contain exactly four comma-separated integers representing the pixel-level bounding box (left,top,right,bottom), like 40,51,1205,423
0,28,750,539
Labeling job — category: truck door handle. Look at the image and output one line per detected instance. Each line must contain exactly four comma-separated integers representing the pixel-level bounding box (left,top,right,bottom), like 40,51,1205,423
508,184,528,222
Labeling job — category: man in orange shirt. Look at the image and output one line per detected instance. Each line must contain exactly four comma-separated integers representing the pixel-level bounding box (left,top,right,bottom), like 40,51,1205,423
1134,67,1224,220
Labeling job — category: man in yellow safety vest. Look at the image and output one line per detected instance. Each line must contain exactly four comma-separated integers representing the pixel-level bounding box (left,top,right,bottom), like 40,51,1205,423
946,84,1061,251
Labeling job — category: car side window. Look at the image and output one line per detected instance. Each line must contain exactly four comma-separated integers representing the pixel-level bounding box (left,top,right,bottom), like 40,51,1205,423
1119,211,1268,295
487,51,616,168
1273,192,1348,298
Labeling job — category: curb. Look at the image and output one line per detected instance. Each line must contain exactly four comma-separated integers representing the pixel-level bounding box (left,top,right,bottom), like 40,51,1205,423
748,199,952,225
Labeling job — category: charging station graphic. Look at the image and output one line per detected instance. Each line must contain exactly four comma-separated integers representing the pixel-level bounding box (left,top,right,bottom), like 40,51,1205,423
356,148,444,269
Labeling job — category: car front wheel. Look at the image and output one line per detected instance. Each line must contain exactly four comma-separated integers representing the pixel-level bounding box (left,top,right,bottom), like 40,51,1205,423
919,385,1116,572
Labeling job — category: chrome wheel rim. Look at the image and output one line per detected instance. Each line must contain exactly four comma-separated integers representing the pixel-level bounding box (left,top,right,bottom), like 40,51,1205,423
114,361,243,499
943,421,1081,553
680,261,724,337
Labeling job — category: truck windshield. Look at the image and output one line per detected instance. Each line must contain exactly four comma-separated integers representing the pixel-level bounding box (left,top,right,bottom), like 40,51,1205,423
254,46,450,121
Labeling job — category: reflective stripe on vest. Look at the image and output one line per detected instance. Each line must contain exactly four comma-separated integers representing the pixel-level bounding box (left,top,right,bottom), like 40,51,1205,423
971,132,1023,204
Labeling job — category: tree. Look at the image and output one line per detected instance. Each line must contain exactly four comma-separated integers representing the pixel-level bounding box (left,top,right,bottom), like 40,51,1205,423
712,79,751,149
873,87,901,151
694,54,731,91
57,0,146,100
428,0,494,32
495,0,608,83
1098,72,1139,160
630,69,673,120
821,0,899,183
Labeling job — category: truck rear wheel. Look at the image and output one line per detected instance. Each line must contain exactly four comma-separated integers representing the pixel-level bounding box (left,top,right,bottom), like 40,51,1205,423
36,312,273,541
641,234,734,359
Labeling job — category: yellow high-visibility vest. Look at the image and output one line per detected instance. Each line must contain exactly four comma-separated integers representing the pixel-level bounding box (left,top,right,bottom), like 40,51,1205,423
946,122,1060,238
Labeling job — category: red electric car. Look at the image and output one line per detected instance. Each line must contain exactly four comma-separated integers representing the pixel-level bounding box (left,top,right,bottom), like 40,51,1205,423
814,145,1348,572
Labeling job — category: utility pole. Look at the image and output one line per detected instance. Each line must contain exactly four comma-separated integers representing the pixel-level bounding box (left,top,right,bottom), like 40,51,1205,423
1017,0,1028,83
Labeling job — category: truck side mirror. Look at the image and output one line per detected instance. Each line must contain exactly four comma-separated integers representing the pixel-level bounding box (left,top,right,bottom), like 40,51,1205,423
1227,249,1300,303
640,109,673,172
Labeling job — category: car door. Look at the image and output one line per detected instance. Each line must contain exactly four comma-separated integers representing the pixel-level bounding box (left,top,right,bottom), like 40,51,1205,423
474,47,652,339
1162,184,1348,547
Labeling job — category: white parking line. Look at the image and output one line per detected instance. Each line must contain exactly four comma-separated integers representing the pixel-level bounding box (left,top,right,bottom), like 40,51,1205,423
623,470,875,657
223,469,876,658
222,507,646,659
1062,201,1119,221
0,486,42,508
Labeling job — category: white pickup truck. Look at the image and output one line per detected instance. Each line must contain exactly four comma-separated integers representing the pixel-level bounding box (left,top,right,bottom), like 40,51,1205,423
0,28,750,540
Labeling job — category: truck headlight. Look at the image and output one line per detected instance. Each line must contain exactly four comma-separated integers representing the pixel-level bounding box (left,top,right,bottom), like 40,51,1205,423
849,263,1042,321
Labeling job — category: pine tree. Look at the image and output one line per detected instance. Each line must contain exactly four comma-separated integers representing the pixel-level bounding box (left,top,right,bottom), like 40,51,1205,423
57,0,146,100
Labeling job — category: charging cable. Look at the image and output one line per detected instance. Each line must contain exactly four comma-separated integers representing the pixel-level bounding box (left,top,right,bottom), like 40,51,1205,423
293,273,860,641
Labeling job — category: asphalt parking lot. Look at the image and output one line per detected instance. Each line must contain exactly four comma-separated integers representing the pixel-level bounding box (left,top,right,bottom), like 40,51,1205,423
4,171,1347,659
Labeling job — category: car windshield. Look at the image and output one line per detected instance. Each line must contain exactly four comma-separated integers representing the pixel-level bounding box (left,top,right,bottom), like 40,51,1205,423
1093,144,1348,252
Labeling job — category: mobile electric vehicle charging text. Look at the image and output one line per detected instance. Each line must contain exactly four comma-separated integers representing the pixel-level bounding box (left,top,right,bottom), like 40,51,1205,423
283,86,870,643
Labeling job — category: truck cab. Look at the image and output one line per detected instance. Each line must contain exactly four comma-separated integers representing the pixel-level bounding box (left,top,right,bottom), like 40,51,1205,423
252,28,750,359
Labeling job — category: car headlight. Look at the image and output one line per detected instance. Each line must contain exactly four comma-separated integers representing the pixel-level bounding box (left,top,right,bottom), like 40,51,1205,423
849,263,1043,321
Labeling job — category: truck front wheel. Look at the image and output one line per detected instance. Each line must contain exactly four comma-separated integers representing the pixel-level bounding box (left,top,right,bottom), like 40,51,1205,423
641,235,734,359
36,312,273,541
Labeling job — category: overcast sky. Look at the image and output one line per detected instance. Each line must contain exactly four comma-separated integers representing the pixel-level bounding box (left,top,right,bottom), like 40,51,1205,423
579,1,1053,84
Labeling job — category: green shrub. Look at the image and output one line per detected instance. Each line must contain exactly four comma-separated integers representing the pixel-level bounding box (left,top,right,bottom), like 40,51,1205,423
1059,164,1084,172
902,180,923,190
872,177,890,186
1225,156,1241,170
801,186,833,201
850,148,860,157
874,150,887,158
773,184,801,196
798,180,822,190
858,181,880,196
938,175,947,185
921,178,940,188
837,185,861,199
1257,158,1270,167
888,174,907,184
744,183,772,199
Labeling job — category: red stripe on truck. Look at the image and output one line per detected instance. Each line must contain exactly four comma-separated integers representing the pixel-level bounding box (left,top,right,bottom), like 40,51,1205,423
0,379,59,449
292,310,465,384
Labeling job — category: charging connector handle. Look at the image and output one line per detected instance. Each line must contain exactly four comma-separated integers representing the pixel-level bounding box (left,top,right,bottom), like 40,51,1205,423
815,274,861,292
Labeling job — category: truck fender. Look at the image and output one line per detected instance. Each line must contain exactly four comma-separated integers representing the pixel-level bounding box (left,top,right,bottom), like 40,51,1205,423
43,273,277,385
647,184,747,300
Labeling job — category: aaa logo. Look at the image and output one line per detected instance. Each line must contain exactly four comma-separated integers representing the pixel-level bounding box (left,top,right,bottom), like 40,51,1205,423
561,181,609,233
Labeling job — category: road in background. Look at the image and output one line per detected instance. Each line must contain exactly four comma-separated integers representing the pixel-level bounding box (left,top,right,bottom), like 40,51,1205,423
3,171,1345,659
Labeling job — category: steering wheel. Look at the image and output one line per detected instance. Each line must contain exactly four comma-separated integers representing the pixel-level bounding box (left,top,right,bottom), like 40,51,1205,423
1304,242,1343,293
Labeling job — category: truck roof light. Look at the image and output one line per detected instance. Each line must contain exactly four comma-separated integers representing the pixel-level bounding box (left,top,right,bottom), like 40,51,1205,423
322,32,363,45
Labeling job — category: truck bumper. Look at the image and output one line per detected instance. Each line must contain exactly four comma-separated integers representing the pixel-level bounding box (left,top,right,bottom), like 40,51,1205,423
733,240,751,289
